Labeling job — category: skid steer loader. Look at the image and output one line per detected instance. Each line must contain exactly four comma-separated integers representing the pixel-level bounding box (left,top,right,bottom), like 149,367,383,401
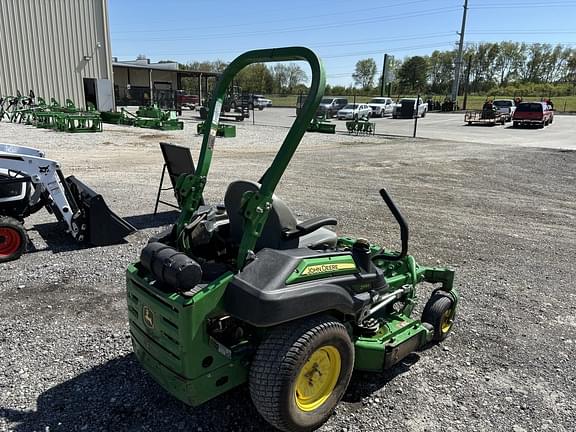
126,47,458,432
0,143,135,262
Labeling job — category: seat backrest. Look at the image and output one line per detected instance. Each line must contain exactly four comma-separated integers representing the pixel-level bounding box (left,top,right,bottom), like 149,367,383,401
224,180,299,251
159,142,196,188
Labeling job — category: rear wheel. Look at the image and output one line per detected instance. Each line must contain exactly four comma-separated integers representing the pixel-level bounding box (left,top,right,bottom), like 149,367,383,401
513,121,519,128
0,217,27,263
422,293,455,342
249,315,354,432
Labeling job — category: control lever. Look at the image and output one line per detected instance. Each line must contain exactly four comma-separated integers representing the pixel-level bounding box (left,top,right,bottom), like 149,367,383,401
375,188,409,261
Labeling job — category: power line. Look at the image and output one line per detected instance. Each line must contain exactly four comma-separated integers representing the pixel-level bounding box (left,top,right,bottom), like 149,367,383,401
113,34,455,58
112,7,460,42
111,0,434,35
471,2,576,8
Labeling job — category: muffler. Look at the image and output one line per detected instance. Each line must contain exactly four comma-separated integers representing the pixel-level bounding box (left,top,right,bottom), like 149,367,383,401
65,176,136,246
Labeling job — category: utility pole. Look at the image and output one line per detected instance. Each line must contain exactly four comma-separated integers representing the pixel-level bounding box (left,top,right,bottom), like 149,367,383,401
380,53,388,97
462,54,472,110
450,0,468,106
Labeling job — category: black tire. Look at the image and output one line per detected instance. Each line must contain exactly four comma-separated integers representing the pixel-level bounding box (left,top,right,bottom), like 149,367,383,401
249,315,354,432
0,216,27,263
513,121,519,128
421,110,426,118
421,293,455,342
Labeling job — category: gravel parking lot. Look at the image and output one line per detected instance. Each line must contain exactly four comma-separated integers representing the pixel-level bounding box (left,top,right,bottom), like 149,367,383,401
1,111,575,432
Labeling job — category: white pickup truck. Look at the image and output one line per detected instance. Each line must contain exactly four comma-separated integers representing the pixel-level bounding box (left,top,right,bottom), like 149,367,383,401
392,97,428,119
367,97,394,117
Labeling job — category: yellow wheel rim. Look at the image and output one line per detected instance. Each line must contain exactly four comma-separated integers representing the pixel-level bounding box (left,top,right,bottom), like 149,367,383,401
294,345,341,412
441,309,453,334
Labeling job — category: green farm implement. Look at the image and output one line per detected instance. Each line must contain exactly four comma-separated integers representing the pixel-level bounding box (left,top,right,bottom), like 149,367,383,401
197,121,236,137
101,105,183,130
307,113,336,134
29,97,102,132
346,118,376,135
126,47,458,432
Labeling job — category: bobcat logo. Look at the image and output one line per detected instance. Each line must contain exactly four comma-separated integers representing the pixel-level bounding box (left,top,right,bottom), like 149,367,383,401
143,305,154,329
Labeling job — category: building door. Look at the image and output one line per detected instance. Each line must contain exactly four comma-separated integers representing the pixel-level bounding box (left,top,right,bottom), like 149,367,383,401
153,81,174,109
83,78,97,108
95,79,114,111
83,78,114,111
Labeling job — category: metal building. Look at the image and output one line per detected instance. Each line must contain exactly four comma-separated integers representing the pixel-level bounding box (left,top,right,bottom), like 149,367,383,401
0,0,114,110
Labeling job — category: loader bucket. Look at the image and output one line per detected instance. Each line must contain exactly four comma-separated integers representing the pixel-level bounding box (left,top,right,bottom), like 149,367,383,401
65,176,136,246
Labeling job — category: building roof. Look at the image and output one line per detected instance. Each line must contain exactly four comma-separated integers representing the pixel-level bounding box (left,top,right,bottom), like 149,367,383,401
112,59,220,78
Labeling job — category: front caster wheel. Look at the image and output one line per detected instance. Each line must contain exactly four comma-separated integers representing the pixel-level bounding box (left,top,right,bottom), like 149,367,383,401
249,315,354,432
422,292,455,341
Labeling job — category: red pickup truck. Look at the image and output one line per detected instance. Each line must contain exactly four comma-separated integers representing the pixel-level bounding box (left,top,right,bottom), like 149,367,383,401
512,102,554,128
176,93,199,110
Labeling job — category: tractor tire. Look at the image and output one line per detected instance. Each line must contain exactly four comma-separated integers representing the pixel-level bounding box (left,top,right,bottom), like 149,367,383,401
0,216,27,263
249,315,354,432
421,292,455,342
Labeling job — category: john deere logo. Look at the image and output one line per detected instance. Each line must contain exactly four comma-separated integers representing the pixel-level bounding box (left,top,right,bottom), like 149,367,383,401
143,305,154,329
301,262,356,276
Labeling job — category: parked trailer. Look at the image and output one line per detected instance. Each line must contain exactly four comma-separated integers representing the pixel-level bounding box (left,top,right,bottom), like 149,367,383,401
464,110,506,126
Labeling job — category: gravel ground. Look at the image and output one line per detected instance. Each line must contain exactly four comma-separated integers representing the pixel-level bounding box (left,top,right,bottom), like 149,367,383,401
1,114,575,432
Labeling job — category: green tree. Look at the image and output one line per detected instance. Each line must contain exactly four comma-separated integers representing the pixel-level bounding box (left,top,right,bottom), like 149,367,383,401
286,63,308,92
269,63,307,93
397,56,428,93
427,50,456,94
236,63,274,93
330,85,347,95
493,42,524,85
271,64,289,93
352,58,377,90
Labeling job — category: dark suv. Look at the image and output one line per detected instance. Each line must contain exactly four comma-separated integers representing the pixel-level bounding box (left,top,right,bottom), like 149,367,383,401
317,97,348,117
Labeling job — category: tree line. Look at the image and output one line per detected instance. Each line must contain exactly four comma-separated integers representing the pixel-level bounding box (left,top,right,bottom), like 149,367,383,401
179,61,309,95
176,41,576,97
354,42,576,97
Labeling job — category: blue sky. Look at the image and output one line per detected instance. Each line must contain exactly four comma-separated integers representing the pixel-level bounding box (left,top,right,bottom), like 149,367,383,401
109,0,576,86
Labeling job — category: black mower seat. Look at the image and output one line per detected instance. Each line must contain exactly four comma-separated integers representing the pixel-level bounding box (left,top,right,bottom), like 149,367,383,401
224,180,337,251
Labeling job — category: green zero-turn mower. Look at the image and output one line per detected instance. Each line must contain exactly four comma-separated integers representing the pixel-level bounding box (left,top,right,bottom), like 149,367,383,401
126,47,458,432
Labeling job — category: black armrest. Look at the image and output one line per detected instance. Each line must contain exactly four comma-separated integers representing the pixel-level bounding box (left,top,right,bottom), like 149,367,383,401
282,216,337,240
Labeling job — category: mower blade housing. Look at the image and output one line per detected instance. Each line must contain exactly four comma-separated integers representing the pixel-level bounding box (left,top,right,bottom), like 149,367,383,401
65,175,136,246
